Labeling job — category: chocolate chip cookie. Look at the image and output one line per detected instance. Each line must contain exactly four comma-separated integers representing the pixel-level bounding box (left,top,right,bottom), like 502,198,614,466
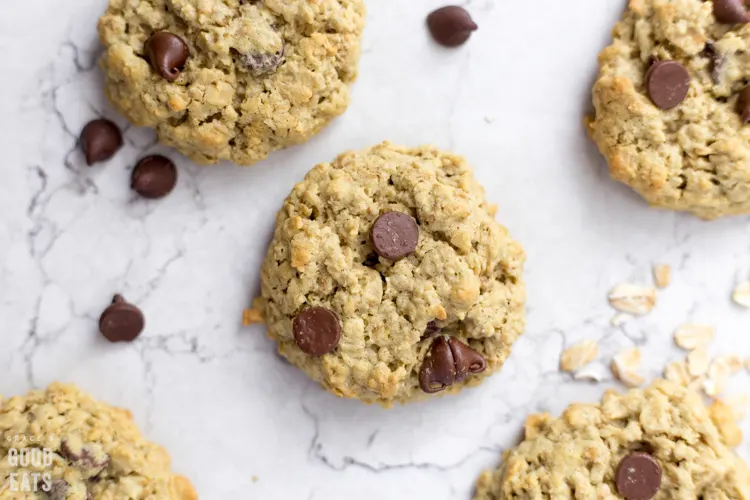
258,142,526,406
589,0,750,219
0,383,196,499
98,0,365,166
474,380,750,499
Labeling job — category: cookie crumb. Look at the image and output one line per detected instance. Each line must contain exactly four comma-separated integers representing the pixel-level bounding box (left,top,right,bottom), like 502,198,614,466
243,299,265,326
708,400,743,447
653,264,671,288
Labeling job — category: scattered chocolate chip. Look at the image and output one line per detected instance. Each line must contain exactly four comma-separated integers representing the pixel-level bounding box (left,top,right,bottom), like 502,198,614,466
48,479,68,500
703,43,724,85
131,155,177,199
447,337,486,382
145,31,189,81
293,307,341,356
80,119,123,166
419,337,456,393
241,41,285,76
645,60,690,110
616,452,662,500
736,85,750,122
99,295,145,342
427,6,478,47
713,0,750,24
422,321,441,339
370,212,419,261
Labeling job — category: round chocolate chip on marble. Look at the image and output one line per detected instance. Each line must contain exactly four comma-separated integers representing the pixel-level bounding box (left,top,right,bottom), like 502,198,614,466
293,307,341,356
427,6,478,47
131,155,177,199
419,337,456,393
736,85,750,123
99,295,145,343
145,31,189,82
616,452,662,500
370,212,419,260
645,61,690,110
713,0,750,24
447,337,486,382
80,119,122,166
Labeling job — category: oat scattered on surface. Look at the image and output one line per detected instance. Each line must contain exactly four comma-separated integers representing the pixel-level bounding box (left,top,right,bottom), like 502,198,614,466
688,347,710,378
715,355,744,374
732,281,750,308
674,323,714,350
608,284,657,316
704,359,732,398
573,363,608,382
724,394,750,421
653,264,671,288
560,340,599,373
611,347,644,387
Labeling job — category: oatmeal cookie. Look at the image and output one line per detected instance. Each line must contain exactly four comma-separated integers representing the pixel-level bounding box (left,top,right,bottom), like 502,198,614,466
589,0,750,219
258,142,526,405
98,0,365,165
0,383,196,500
474,380,750,499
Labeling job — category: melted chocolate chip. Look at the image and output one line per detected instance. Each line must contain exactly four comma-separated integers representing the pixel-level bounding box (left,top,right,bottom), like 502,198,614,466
645,60,690,110
447,337,486,382
713,0,750,24
736,85,750,123
146,31,189,81
616,452,662,500
419,337,456,393
370,212,419,261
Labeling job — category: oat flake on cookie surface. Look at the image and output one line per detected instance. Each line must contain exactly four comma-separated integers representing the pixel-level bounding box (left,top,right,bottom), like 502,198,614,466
258,142,526,406
0,383,196,500
474,380,750,499
98,0,365,165
588,0,750,219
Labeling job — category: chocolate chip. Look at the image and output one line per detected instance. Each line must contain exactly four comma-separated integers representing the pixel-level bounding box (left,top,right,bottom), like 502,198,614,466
99,295,145,343
80,119,122,166
60,440,109,477
427,6,478,47
370,212,419,261
703,43,724,84
419,337,456,393
645,60,690,110
47,479,68,500
241,41,285,76
422,321,441,339
616,452,662,500
713,0,750,24
736,85,750,122
293,307,341,356
447,337,486,382
131,155,177,199
146,31,189,82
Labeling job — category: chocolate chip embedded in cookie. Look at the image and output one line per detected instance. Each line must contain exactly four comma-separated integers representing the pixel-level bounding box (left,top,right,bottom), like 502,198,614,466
258,142,526,405
0,383,197,500
589,0,750,218
616,452,662,500
473,380,750,499
98,0,366,166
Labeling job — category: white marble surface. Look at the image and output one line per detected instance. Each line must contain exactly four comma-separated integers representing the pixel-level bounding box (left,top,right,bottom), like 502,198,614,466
1,0,750,498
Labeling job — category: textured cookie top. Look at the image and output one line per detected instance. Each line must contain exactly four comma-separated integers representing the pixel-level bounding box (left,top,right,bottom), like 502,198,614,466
589,0,750,219
474,380,750,499
259,142,526,405
98,0,365,165
0,383,196,500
